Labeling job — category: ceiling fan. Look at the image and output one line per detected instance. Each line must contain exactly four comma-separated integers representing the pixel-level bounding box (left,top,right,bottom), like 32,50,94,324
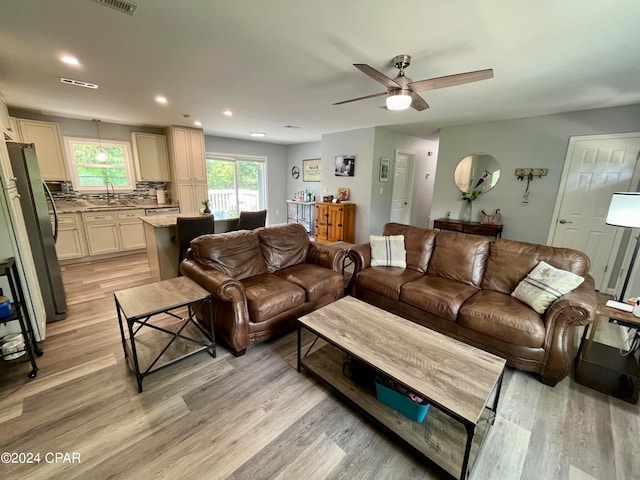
334,54,493,112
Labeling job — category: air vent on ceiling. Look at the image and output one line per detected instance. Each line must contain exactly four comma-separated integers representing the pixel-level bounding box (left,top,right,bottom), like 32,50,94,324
60,78,99,89
93,0,138,16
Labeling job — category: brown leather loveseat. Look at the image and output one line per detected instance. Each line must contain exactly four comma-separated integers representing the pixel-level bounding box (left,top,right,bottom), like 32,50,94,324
349,222,597,386
181,222,346,356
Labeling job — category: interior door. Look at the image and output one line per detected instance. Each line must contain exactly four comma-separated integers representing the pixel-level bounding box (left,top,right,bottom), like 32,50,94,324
390,151,415,224
549,133,640,290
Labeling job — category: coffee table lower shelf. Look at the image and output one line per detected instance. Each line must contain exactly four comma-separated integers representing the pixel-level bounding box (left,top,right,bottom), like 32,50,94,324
300,342,493,479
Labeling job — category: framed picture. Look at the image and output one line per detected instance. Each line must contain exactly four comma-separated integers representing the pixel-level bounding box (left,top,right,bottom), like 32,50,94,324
335,155,355,177
379,157,390,182
337,187,350,202
303,158,321,182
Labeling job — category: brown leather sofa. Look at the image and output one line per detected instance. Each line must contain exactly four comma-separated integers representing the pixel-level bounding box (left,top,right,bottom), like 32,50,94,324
180,222,346,356
349,222,597,386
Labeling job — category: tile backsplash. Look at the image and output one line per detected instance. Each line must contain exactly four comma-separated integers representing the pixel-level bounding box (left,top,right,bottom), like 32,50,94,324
48,181,171,204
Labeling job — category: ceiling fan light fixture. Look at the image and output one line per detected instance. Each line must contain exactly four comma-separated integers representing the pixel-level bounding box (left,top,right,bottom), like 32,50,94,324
386,89,412,111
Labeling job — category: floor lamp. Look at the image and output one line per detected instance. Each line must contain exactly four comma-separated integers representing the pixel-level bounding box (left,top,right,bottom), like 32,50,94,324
605,192,640,302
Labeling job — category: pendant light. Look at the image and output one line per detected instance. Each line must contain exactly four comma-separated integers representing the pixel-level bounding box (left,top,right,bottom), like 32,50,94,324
93,119,107,162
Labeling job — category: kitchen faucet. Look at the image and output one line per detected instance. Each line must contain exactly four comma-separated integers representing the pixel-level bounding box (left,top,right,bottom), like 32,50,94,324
105,181,115,205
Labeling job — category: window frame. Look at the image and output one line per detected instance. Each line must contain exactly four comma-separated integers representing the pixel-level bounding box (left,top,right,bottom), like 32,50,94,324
205,152,268,219
64,136,136,192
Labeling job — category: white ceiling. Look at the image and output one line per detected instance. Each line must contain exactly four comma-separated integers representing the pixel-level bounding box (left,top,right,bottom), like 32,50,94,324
1,1,639,145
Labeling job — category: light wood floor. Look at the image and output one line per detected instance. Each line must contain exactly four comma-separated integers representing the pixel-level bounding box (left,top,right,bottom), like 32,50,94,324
0,253,638,480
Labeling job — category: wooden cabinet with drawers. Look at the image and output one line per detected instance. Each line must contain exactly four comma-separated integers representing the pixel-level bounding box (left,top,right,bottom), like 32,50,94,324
314,202,355,244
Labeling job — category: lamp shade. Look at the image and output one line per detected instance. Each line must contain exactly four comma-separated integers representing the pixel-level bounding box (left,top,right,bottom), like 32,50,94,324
606,192,640,228
386,90,412,111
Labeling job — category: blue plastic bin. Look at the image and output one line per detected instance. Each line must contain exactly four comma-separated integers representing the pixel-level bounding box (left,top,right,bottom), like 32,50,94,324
0,297,12,319
375,382,429,423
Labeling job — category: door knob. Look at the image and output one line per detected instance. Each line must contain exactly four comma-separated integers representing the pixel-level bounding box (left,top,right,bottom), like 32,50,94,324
559,219,573,224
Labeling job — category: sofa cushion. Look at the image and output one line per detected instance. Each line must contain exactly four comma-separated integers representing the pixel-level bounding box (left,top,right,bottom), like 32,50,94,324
511,261,585,314
190,230,267,280
481,239,590,294
258,223,310,272
426,232,489,287
370,235,406,267
382,223,437,273
400,275,479,321
240,273,306,323
458,290,546,348
275,263,344,302
357,267,423,300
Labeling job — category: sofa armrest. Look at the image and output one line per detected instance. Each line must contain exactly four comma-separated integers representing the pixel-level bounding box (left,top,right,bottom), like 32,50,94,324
306,241,346,272
180,259,245,302
540,276,597,385
347,243,371,295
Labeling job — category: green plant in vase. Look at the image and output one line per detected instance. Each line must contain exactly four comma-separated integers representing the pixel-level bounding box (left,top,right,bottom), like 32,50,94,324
461,190,481,221
201,199,211,215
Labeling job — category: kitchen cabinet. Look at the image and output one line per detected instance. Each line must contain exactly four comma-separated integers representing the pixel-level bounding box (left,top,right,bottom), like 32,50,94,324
117,209,146,250
131,132,170,182
81,209,145,256
0,93,19,141
16,118,68,181
165,126,207,214
83,212,120,255
314,202,355,244
53,213,86,260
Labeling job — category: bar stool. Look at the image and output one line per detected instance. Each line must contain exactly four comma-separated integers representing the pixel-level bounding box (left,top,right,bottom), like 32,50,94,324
176,215,214,274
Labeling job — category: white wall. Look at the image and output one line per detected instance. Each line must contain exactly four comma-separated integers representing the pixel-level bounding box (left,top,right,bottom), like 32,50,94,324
432,103,640,244
287,142,322,201
321,128,375,243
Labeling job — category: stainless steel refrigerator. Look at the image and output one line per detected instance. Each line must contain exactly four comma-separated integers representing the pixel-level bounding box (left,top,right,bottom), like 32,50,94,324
7,142,67,322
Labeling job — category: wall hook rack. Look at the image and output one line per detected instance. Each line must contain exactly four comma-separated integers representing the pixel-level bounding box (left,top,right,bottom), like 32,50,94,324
515,168,548,180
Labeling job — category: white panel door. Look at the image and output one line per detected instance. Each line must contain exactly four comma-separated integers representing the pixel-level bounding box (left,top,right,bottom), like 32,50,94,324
550,134,640,290
390,151,415,224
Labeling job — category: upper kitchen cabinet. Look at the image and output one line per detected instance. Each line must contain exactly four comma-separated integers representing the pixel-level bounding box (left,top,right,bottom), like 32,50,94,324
16,119,68,181
0,92,18,141
165,126,207,213
131,132,170,182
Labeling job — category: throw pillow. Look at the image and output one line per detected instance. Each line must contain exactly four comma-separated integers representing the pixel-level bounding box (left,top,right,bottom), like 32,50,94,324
511,261,584,314
370,235,406,268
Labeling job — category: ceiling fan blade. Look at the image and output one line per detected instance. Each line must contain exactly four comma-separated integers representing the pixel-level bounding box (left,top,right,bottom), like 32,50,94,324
333,91,386,106
409,68,494,92
410,93,429,111
354,64,402,89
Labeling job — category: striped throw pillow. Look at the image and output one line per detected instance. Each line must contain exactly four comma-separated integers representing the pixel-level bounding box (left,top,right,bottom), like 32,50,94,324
511,261,584,314
370,235,406,268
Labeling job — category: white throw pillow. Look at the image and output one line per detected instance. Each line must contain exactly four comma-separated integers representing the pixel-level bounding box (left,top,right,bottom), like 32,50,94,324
511,261,584,314
370,235,406,268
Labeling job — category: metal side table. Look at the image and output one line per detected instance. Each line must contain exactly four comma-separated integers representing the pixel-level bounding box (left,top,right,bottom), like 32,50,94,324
114,276,215,393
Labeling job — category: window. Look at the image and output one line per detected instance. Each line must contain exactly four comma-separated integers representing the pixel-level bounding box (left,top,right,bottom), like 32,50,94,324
65,137,135,191
205,154,266,219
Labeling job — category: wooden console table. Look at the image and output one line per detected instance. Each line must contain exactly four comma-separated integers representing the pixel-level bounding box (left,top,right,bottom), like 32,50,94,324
433,218,503,239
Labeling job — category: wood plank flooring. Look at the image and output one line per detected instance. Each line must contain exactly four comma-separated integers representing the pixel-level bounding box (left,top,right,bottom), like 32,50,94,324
0,253,638,480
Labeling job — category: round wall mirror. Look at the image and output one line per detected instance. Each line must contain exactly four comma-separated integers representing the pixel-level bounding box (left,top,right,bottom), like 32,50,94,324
453,153,501,193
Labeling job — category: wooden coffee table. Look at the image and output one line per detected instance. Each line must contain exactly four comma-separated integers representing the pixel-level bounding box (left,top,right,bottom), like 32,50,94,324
297,296,506,479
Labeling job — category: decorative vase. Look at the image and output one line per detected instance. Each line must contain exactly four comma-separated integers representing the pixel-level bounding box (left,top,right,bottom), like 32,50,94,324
461,200,472,222
203,207,211,215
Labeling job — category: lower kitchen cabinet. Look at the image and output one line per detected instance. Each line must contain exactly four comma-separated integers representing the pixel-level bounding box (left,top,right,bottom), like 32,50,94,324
54,213,86,260
83,212,120,255
117,210,146,250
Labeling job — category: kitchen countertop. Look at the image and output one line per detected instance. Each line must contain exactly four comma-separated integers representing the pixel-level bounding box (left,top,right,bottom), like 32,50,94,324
54,200,179,214
140,214,202,228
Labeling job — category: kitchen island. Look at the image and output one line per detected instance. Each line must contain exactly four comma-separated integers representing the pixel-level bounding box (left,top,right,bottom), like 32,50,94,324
140,214,239,281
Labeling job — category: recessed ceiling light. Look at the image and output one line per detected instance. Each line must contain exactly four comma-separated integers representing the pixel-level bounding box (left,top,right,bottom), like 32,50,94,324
155,96,168,104
61,55,79,66
250,132,266,137
194,121,202,127
223,110,232,116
